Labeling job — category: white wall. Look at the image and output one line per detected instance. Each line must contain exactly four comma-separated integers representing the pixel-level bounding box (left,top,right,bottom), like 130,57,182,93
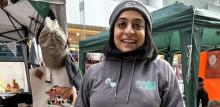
66,0,80,24
139,0,163,9
66,0,157,27
0,62,28,92
84,0,119,27
67,0,220,27
66,0,118,26
163,0,220,9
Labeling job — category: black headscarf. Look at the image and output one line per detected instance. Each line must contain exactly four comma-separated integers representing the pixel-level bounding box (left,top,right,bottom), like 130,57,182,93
103,0,158,62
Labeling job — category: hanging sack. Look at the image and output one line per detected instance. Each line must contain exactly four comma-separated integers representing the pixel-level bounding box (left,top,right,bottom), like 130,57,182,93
38,17,67,69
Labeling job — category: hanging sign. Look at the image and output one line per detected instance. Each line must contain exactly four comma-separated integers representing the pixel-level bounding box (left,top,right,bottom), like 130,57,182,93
6,42,17,57
0,41,23,61
206,50,220,78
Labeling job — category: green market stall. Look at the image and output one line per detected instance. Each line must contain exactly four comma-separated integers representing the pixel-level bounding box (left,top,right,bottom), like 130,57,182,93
79,2,220,107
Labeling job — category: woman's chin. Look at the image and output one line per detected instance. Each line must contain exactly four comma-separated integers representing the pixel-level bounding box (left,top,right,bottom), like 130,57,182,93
119,48,135,53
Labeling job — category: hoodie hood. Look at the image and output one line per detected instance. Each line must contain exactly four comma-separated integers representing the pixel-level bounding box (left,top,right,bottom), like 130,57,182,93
103,0,158,61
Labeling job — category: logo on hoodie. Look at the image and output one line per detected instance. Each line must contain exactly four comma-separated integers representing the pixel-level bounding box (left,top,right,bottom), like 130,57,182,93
105,78,117,88
135,80,157,90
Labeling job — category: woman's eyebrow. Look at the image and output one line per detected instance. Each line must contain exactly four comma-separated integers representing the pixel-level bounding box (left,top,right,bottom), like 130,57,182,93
116,17,127,22
133,18,145,23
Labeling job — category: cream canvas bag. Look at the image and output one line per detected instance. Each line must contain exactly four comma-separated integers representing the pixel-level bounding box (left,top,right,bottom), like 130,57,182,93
38,17,67,69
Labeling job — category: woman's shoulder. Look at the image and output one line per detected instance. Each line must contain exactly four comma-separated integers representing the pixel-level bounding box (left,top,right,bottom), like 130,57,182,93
151,57,173,72
87,62,105,72
152,57,171,66
84,62,106,79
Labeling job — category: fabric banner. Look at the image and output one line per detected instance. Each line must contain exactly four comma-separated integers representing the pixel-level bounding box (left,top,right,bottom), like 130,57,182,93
199,51,220,100
206,50,220,78
29,0,49,18
30,66,77,107
6,42,17,57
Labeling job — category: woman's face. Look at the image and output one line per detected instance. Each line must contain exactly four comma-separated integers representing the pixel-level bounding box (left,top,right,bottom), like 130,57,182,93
114,10,145,53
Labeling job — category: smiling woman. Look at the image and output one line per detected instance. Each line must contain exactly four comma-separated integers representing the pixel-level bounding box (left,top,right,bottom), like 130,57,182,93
75,1,184,107
114,10,145,53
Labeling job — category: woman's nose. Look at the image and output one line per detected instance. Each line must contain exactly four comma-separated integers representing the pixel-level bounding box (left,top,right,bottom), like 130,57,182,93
124,24,135,35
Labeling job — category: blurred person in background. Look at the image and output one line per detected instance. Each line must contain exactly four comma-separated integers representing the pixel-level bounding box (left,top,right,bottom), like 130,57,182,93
198,77,209,107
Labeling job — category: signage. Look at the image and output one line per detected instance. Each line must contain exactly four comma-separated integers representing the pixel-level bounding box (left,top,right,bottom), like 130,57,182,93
0,41,23,61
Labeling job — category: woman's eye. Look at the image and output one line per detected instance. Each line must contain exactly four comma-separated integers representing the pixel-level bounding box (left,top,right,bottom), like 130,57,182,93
133,23,144,30
117,22,127,29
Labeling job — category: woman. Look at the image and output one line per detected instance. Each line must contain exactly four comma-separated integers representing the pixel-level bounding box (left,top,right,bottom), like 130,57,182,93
75,0,183,107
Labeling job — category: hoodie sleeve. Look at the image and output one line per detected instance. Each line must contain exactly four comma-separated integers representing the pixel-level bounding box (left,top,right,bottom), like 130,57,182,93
160,62,184,107
74,71,91,107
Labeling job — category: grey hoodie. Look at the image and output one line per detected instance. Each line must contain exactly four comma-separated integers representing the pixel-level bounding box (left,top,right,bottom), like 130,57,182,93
75,57,183,107
75,1,183,107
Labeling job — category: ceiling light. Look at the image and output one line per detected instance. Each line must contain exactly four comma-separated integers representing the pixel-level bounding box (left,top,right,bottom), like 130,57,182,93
76,33,80,36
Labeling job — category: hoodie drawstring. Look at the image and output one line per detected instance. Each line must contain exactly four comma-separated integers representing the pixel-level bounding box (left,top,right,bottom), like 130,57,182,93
114,58,136,102
126,58,136,102
114,60,122,99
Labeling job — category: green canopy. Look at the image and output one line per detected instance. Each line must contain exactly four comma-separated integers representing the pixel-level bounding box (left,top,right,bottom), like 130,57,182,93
79,2,220,107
